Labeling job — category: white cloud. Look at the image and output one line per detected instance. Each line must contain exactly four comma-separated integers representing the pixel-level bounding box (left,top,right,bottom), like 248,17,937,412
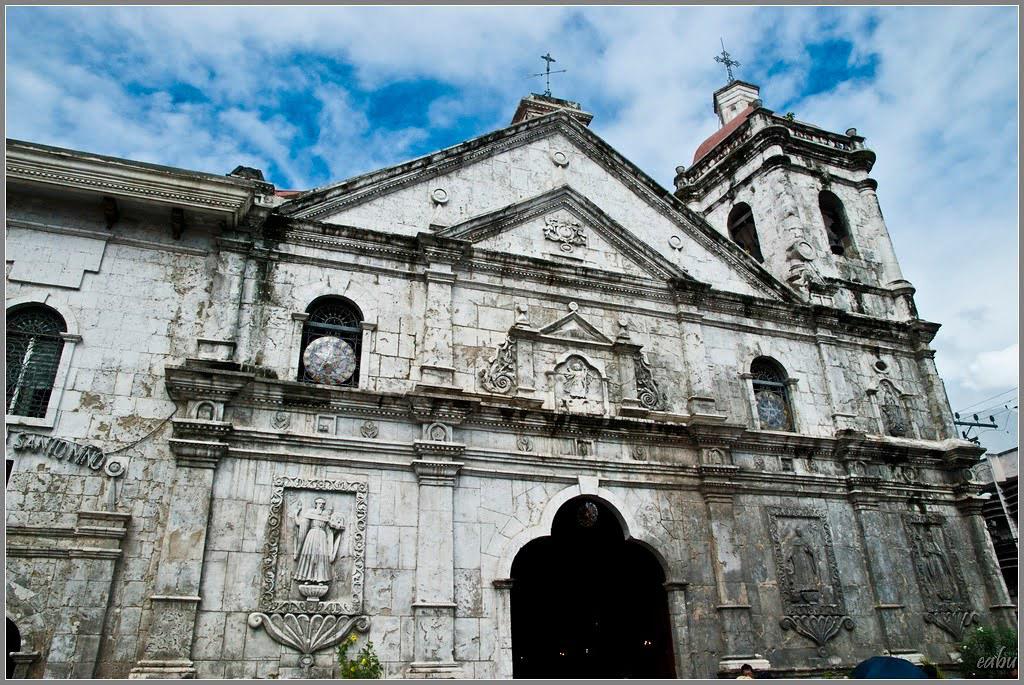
961,344,1020,393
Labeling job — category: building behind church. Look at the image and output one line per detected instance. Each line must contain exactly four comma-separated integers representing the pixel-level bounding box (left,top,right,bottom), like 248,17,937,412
5,80,1016,679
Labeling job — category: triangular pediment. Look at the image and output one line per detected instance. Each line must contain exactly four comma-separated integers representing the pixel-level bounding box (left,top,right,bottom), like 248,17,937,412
439,185,691,283
536,308,616,346
280,112,798,303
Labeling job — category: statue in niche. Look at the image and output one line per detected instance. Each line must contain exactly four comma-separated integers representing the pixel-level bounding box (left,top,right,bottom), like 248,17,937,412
921,528,957,601
551,355,604,415
786,528,822,603
562,358,593,398
294,498,346,590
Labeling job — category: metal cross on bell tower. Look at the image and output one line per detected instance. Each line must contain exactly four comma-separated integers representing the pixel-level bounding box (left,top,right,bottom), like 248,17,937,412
531,52,567,97
714,38,740,83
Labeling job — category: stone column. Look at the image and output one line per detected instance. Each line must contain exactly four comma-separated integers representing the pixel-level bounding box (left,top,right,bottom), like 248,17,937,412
409,438,464,677
130,423,228,678
663,581,694,678
955,492,1017,629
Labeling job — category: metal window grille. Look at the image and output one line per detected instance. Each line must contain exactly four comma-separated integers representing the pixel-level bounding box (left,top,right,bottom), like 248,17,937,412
751,358,793,431
6,306,66,418
298,299,362,387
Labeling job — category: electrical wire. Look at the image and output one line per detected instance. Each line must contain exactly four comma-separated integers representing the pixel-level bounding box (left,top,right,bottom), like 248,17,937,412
956,387,1018,414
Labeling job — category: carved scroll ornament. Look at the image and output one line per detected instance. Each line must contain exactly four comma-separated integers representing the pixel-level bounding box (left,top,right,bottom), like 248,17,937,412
633,352,664,410
479,335,517,395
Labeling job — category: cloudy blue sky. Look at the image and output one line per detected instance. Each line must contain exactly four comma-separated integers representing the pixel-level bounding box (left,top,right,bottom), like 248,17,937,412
6,6,1018,450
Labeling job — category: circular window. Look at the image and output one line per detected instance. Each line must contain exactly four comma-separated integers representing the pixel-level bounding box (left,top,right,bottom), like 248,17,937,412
874,360,888,372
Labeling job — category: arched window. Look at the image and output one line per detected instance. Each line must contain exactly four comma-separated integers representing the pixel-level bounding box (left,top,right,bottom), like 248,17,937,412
819,191,854,256
298,297,363,387
878,381,908,437
750,357,793,431
6,305,67,418
727,203,764,263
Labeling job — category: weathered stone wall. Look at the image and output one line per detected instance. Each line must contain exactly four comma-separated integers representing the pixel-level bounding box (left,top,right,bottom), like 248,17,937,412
5,110,1013,681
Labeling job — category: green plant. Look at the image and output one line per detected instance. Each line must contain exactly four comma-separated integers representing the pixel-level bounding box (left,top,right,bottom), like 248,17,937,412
958,625,1017,678
784,112,796,121
337,632,383,679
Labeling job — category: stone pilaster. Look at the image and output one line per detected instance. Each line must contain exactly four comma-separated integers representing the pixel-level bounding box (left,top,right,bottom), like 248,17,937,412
857,180,906,287
7,509,131,679
491,578,515,679
130,422,228,679
954,491,1017,629
911,345,958,440
415,235,467,391
674,307,726,420
408,440,464,678
699,461,757,663
664,581,695,678
846,486,909,652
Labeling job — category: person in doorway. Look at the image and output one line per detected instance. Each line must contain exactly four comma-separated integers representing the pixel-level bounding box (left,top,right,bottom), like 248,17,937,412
737,663,755,679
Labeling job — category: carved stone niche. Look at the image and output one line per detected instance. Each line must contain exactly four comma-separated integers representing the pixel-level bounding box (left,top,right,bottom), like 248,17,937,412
548,353,609,416
479,303,667,415
902,513,978,641
248,476,370,675
767,506,854,655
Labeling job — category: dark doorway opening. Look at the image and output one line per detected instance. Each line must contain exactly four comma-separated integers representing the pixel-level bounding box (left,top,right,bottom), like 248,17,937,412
510,497,675,678
7,618,22,678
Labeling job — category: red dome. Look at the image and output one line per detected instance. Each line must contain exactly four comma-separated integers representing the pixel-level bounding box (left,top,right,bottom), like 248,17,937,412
692,104,755,164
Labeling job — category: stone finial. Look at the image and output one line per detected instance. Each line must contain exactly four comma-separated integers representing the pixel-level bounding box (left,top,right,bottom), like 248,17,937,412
515,303,530,327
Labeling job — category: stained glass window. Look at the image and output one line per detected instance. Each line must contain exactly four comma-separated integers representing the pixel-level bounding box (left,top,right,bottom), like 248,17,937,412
7,305,66,418
298,298,363,387
751,357,793,431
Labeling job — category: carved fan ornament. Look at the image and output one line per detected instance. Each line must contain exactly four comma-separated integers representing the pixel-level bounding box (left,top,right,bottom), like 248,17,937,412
767,506,854,655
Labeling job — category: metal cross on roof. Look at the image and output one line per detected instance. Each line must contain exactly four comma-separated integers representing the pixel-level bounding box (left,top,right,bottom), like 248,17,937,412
714,38,740,83
531,52,567,97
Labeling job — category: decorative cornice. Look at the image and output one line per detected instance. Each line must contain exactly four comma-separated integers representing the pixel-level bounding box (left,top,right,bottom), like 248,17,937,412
168,438,228,468
6,139,263,227
411,459,463,486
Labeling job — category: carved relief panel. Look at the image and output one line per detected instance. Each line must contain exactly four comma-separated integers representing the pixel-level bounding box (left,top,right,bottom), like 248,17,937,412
767,506,854,654
258,476,368,615
550,354,607,416
903,513,977,641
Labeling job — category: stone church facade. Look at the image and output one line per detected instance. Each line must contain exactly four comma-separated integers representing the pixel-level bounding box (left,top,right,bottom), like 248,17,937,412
5,81,1016,679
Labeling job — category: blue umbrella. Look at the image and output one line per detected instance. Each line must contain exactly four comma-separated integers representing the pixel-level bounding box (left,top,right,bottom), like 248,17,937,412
850,656,928,679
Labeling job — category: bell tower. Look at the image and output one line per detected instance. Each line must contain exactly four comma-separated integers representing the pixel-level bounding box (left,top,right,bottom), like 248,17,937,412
673,82,917,321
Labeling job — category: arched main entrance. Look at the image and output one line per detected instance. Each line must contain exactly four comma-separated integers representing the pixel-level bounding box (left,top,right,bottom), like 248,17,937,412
7,618,22,678
510,497,675,678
